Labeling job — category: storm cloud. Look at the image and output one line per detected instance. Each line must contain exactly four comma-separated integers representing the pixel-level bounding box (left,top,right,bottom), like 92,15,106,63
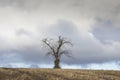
0,0,120,69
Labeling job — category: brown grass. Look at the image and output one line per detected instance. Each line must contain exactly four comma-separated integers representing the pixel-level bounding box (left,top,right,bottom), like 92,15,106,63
0,68,120,80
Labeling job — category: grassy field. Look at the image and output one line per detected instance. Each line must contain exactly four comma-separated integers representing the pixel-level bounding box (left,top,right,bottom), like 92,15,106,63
0,68,120,80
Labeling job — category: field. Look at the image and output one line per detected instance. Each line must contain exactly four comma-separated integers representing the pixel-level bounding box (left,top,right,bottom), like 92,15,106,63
0,68,120,80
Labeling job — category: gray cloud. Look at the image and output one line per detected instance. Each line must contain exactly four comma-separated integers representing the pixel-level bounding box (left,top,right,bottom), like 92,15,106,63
0,0,120,69
0,19,120,67
0,0,42,11
92,19,120,42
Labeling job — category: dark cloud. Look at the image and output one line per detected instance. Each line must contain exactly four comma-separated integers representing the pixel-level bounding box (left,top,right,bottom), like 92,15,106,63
92,19,120,42
40,20,120,64
0,19,120,67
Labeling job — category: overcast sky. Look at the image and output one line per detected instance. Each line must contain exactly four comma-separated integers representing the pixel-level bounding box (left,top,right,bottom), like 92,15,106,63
0,0,120,70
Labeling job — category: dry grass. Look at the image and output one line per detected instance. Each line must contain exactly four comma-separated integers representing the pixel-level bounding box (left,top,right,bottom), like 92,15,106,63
0,68,120,80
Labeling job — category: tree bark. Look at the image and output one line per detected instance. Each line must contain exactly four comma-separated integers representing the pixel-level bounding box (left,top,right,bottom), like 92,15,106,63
54,58,60,69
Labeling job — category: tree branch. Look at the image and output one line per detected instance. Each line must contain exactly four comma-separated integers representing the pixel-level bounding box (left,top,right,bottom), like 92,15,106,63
42,39,56,54
59,50,72,57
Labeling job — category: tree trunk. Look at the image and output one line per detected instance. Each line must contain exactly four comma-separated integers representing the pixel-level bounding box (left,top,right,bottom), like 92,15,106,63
54,58,60,69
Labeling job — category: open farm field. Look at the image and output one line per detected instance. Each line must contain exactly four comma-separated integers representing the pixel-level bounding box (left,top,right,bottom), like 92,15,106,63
0,68,120,80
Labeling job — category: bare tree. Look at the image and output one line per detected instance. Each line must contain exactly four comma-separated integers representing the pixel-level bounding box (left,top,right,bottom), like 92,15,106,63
42,36,72,69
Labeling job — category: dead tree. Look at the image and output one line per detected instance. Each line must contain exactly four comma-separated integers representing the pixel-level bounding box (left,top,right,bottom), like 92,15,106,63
42,36,72,69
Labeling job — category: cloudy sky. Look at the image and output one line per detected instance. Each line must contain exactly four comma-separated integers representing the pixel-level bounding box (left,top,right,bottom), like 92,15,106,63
0,0,120,70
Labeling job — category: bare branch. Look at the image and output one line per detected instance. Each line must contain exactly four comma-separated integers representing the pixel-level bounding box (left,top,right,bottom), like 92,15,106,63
56,36,64,55
42,39,56,54
63,41,73,46
46,52,55,57
59,50,72,57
